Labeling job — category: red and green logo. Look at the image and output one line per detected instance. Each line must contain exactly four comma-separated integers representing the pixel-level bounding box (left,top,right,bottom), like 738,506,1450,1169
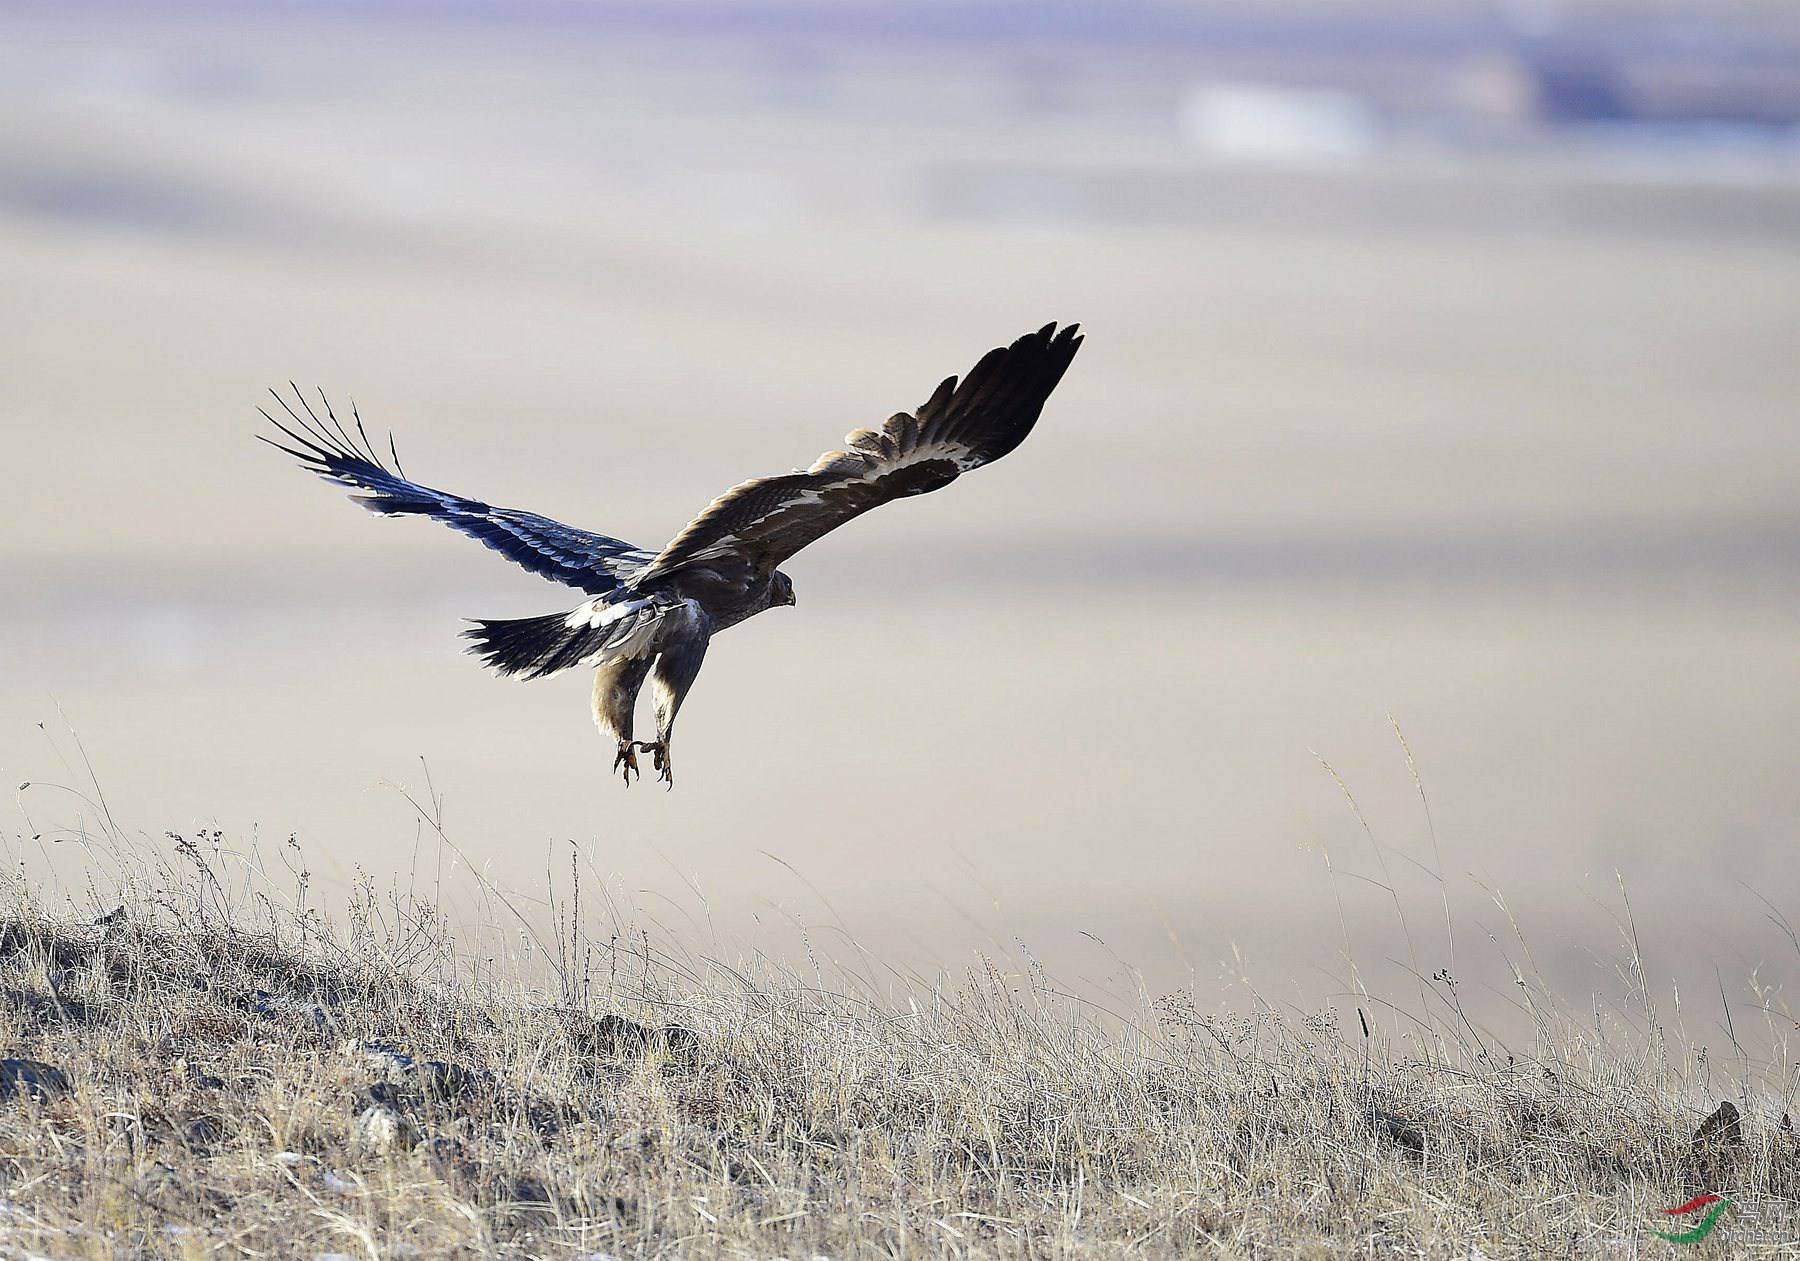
1651,1194,1729,1244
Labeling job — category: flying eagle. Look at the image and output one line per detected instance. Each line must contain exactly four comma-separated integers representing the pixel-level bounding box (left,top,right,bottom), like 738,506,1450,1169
262,322,1083,786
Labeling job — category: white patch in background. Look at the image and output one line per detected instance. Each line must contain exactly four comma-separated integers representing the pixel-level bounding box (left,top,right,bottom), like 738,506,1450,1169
1179,82,1380,165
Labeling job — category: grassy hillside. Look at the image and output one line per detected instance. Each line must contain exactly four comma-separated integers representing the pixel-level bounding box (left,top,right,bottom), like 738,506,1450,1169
0,837,1793,1259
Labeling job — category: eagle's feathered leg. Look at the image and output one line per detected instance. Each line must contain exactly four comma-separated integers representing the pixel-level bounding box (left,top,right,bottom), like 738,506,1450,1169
592,655,653,785
640,621,711,789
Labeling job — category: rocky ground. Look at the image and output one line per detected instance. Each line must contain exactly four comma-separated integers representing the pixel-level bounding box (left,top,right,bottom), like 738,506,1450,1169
0,885,1793,1258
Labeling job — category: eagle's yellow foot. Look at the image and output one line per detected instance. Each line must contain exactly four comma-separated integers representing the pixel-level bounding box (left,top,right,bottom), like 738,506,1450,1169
612,742,640,785
634,741,673,789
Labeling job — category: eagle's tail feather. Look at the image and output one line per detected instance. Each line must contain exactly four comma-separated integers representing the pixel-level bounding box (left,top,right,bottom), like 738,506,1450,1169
464,598,656,680
463,611,593,679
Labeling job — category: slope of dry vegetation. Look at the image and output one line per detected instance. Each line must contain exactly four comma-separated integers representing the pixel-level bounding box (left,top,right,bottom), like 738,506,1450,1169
0,830,1793,1259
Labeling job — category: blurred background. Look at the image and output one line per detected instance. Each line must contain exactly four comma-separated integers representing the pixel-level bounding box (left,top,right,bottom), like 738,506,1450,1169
2,1,1797,1044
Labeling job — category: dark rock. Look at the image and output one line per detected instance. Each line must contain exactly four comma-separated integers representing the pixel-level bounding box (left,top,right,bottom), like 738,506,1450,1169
359,1062,507,1125
510,1176,552,1204
423,1135,481,1182
601,1193,636,1222
359,1080,419,1113
566,1011,704,1065
1372,1107,1426,1157
1,986,100,1030
1689,1099,1747,1188
357,1040,414,1070
182,1113,228,1152
184,1064,228,1092
238,990,333,1029
661,1025,703,1064
523,1097,578,1139
413,1060,497,1105
242,991,278,1017
356,1050,581,1147
0,1058,69,1102
569,1013,656,1055
1693,1100,1743,1148
0,922,93,971
496,1175,557,1216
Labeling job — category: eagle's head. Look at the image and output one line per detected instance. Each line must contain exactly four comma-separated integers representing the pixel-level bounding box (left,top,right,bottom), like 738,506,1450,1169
771,570,797,608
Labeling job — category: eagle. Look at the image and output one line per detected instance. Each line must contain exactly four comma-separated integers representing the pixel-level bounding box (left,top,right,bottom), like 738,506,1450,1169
261,322,1083,787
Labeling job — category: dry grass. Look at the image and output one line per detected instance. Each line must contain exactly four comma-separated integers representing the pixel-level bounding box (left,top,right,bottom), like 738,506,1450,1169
0,816,1793,1260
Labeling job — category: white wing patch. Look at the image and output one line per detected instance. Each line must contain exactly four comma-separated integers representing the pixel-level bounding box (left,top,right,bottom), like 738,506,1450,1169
558,595,668,665
566,598,641,631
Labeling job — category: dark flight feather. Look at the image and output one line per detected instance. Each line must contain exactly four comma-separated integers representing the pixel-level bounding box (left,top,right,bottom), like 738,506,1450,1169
634,322,1082,586
261,323,1082,709
258,386,653,596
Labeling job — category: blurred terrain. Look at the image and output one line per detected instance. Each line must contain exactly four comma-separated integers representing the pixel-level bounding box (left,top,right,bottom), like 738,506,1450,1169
1,2,1797,1041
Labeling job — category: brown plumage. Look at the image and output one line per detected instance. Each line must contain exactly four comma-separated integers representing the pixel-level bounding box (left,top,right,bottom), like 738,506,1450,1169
264,322,1084,787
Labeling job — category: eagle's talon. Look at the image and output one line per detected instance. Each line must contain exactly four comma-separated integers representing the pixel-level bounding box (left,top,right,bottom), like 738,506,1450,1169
633,741,673,788
612,742,640,785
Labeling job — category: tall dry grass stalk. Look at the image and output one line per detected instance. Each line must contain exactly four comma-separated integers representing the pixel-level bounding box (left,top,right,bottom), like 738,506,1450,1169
0,746,1795,1257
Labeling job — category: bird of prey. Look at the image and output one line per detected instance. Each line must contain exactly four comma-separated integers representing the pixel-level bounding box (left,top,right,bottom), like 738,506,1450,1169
262,322,1083,787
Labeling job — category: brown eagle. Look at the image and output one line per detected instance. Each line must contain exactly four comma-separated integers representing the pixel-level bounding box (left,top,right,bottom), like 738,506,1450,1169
262,322,1083,786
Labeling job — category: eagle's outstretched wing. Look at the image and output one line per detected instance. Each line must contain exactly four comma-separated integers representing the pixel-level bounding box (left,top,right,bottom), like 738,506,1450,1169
259,387,654,596
634,322,1082,587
